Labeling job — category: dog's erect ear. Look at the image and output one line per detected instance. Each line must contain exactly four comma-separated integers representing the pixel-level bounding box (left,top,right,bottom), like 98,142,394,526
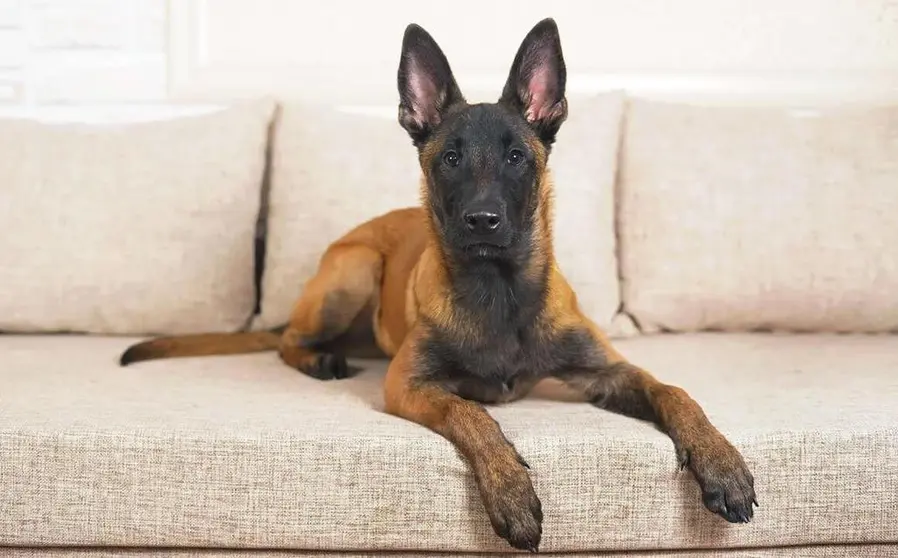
500,18,568,145
397,24,465,145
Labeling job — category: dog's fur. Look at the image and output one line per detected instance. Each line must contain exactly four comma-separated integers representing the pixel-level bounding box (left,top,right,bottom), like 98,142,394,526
120,19,757,552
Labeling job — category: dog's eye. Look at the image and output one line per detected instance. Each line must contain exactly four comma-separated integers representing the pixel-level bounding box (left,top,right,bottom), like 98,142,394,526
443,150,460,167
506,149,525,166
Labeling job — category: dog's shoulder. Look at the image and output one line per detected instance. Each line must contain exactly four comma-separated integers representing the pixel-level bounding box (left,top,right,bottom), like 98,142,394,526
403,243,450,328
541,262,580,323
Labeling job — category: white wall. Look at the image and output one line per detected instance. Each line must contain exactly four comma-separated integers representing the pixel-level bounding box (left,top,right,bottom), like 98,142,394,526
0,0,171,120
2,0,898,121
168,0,898,108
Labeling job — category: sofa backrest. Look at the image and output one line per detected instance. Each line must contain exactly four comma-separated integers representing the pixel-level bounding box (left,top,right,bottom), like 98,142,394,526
617,97,898,334
1,94,896,337
0,101,274,336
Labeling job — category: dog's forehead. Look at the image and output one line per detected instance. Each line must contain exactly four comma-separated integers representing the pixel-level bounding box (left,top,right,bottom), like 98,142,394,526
443,104,531,149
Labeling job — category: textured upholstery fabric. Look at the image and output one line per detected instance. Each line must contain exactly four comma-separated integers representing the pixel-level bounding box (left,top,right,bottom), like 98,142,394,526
1,333,896,553
0,101,274,335
618,98,898,334
4,546,898,557
540,92,634,337
254,93,633,337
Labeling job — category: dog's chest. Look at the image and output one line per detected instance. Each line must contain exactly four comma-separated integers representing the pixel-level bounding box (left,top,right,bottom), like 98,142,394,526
421,323,576,403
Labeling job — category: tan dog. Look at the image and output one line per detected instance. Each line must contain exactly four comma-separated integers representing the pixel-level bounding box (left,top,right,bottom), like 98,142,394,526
121,19,757,552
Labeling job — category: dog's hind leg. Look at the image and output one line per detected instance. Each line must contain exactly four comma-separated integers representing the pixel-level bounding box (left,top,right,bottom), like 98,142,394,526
278,240,383,380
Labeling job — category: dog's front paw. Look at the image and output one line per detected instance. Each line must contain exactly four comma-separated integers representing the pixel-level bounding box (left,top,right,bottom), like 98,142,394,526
476,461,543,552
679,435,758,524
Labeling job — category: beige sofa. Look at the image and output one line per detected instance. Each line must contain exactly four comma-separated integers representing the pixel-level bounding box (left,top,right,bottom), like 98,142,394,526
1,93,896,557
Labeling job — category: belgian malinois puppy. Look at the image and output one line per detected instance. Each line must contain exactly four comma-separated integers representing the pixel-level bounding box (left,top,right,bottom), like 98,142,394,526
121,18,757,552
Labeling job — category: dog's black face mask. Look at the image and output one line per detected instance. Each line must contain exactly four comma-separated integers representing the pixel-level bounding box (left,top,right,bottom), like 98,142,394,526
423,105,541,261
396,18,568,265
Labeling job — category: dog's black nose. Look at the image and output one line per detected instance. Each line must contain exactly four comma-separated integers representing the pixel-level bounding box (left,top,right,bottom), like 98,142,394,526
463,210,502,235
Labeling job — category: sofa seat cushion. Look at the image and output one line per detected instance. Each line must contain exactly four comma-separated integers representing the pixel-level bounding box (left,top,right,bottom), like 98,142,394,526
1,333,896,553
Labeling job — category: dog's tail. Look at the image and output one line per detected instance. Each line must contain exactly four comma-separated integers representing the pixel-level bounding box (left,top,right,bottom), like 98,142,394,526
119,328,285,366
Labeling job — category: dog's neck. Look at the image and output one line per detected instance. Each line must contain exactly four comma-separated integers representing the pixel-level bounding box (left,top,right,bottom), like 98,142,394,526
440,237,551,331
423,186,556,331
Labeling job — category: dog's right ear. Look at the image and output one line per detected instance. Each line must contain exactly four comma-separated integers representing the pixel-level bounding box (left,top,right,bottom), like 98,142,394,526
397,24,465,146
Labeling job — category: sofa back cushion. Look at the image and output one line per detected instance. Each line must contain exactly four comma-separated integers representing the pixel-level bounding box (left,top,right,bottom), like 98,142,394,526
618,98,898,333
255,93,633,337
0,101,274,335
253,102,422,331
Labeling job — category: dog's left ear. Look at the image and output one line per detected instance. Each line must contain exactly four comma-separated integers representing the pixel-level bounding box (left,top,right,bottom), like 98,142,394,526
500,18,568,145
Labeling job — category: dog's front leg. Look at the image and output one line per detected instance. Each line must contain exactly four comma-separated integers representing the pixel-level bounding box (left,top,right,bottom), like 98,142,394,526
555,320,758,524
383,328,542,553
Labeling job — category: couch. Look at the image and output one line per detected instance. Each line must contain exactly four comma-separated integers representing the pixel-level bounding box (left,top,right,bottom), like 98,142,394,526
1,92,896,557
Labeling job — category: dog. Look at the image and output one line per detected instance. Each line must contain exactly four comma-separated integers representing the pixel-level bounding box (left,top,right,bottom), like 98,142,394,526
120,18,757,552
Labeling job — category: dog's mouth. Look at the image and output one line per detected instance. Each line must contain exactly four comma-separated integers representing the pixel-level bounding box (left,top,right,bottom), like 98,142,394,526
463,242,508,259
